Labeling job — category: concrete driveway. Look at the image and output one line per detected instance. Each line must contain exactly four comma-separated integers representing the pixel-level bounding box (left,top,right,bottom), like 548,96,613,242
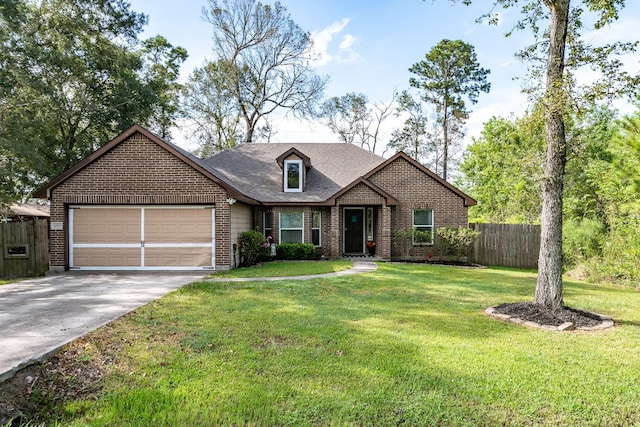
0,272,203,381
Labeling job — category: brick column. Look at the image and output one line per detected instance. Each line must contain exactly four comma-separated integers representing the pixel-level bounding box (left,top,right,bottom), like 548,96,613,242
330,205,340,258
379,205,392,260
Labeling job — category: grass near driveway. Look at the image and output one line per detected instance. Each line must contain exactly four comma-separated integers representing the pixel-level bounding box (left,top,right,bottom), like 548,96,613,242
57,263,640,426
0,279,13,286
206,260,352,279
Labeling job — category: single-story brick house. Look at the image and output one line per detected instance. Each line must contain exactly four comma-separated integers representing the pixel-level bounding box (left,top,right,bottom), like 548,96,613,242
34,124,476,272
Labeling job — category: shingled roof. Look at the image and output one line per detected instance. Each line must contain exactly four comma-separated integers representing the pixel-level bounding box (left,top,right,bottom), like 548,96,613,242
201,143,386,203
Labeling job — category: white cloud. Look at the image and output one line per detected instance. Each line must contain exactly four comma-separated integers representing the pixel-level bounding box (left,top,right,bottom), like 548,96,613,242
339,34,356,50
310,18,362,66
310,18,350,66
336,34,362,64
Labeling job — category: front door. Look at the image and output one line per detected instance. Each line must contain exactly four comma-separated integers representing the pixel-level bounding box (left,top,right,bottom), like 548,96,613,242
344,208,364,253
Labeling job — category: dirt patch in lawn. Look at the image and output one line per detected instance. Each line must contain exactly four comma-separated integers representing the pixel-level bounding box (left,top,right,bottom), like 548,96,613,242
0,333,119,426
489,302,613,331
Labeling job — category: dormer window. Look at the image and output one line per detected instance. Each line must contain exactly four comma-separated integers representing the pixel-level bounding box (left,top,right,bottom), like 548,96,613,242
284,159,303,192
277,147,311,193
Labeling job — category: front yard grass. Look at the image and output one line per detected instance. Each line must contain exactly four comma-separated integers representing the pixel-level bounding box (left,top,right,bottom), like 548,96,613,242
206,260,352,279
55,263,640,426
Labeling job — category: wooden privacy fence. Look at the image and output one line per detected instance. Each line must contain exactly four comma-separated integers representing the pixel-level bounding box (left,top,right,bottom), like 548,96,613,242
469,223,541,269
0,219,49,279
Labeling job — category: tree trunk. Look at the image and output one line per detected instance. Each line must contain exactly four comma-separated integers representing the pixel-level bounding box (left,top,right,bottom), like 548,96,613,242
534,0,570,310
243,114,254,143
442,100,449,181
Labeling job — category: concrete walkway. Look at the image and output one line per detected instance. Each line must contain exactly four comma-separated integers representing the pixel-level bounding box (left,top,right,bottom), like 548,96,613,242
0,261,377,382
206,260,378,282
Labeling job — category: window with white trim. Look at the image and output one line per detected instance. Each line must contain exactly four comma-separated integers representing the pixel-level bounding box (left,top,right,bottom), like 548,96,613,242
284,160,303,192
263,211,273,239
312,211,321,246
412,209,434,245
280,212,304,243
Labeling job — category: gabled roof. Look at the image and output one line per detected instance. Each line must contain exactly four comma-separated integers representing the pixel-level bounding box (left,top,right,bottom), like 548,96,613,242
202,143,386,203
327,177,399,206
275,147,312,169
364,151,477,207
32,124,250,202
33,124,476,209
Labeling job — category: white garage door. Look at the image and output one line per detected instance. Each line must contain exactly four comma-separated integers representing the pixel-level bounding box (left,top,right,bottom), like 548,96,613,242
69,205,215,270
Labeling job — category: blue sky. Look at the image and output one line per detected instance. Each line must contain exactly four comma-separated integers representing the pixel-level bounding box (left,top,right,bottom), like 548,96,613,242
128,0,640,151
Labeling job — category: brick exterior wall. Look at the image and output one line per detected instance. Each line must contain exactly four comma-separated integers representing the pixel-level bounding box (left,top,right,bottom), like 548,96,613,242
368,156,469,259
48,132,231,270
253,161,470,262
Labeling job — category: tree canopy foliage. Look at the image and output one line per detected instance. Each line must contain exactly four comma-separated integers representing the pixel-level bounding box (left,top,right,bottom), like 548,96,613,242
458,110,545,223
319,92,394,154
400,39,490,181
140,36,188,140
0,0,186,204
183,0,328,149
389,90,461,176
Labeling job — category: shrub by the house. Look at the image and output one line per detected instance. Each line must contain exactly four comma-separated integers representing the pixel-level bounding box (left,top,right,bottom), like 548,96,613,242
276,243,316,260
434,226,480,261
239,230,270,266
392,228,414,261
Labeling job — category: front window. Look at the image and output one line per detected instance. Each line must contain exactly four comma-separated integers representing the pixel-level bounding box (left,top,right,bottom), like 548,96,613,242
263,211,273,239
284,160,303,192
312,211,321,246
413,209,434,245
280,212,304,243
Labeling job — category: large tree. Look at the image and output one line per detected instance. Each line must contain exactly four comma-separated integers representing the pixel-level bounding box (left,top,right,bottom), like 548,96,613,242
319,92,394,153
320,93,370,146
0,0,186,202
449,0,639,309
408,39,490,181
140,36,188,140
192,0,328,145
388,91,430,165
181,60,244,156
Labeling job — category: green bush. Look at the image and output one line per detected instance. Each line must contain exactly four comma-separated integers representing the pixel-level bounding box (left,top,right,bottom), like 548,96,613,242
239,230,270,266
434,227,480,261
392,228,415,260
562,218,605,268
586,211,640,287
275,243,316,260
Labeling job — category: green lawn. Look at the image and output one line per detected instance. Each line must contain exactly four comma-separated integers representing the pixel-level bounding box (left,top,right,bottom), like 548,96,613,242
57,263,640,426
206,260,353,279
0,279,14,286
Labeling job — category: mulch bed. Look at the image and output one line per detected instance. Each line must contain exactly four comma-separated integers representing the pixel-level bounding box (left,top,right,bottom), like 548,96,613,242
492,302,608,329
425,259,480,267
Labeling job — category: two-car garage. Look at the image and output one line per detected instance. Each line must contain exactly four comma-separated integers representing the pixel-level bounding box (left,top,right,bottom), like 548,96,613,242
68,206,215,270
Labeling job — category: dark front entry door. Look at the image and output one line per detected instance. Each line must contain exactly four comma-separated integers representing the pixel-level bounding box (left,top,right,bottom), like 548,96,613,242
344,208,364,253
